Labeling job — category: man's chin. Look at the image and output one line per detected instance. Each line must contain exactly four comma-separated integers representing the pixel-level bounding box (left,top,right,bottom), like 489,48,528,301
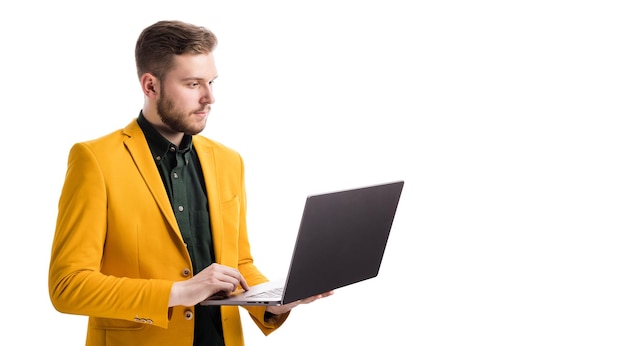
186,124,207,136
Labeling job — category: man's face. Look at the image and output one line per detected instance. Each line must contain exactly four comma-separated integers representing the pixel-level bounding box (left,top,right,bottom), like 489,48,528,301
156,52,217,136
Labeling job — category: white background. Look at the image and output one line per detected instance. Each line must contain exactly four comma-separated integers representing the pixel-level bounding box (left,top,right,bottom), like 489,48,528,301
1,0,625,345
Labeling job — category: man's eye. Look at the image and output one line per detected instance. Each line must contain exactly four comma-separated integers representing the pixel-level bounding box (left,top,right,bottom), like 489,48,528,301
190,82,199,87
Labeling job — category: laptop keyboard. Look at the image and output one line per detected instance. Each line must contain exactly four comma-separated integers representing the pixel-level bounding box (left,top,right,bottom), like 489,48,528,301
249,287,283,298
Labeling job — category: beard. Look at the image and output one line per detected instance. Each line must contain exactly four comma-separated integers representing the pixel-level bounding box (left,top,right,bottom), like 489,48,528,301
156,89,208,136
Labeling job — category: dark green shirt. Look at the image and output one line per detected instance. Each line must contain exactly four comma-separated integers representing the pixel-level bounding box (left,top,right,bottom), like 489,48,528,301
137,112,224,346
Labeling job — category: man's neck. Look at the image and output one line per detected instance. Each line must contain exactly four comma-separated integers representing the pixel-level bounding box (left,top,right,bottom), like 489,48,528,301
142,108,184,147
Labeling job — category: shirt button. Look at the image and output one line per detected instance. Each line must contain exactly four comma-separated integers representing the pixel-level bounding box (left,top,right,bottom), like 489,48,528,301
156,155,162,161
170,146,176,152
178,205,184,212
173,172,179,179
184,310,193,320
181,268,191,277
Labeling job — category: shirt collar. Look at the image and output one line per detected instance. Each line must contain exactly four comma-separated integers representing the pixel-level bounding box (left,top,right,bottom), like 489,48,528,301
137,111,193,160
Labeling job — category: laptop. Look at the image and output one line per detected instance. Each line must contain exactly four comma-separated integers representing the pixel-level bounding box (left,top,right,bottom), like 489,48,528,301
201,180,404,306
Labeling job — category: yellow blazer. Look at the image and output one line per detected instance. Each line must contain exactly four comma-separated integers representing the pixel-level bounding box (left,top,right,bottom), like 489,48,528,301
49,119,287,345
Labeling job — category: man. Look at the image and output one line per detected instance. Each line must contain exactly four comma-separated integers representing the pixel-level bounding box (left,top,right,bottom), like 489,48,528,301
48,20,331,346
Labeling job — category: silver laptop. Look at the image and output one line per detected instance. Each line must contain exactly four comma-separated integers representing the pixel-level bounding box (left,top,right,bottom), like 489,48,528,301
201,180,404,306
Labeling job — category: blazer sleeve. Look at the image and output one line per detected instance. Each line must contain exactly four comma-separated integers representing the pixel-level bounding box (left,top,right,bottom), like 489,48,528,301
202,143,291,334
48,142,173,328
234,156,291,334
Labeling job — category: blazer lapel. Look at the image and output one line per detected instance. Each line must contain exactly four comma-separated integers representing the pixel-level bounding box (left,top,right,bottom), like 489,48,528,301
122,120,183,242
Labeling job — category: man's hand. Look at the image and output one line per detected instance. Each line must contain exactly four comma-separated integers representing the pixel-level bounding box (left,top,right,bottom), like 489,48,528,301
265,290,334,316
169,263,249,307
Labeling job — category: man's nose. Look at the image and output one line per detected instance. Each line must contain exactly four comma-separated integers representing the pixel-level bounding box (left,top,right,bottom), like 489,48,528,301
201,85,215,104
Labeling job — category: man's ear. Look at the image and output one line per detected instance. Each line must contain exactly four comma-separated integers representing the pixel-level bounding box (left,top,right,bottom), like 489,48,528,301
140,73,159,97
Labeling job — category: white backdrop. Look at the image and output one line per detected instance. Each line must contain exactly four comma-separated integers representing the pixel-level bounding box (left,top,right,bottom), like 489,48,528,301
1,1,625,345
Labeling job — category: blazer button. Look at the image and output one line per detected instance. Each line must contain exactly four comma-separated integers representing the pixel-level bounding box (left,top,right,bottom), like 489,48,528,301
184,310,193,320
181,268,191,277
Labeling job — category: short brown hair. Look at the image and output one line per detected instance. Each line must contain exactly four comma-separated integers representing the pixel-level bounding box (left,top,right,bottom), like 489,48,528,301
135,20,218,80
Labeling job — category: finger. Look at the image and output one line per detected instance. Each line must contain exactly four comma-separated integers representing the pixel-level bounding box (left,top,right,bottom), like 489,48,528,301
238,276,250,291
221,267,249,291
217,267,249,292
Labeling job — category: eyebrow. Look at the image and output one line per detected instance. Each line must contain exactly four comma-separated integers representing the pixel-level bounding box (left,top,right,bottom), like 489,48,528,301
181,75,218,82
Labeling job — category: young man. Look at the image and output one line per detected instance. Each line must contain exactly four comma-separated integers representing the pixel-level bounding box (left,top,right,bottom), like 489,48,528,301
48,20,331,346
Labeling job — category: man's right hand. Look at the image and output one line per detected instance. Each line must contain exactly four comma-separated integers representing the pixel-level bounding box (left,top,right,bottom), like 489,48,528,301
168,263,249,307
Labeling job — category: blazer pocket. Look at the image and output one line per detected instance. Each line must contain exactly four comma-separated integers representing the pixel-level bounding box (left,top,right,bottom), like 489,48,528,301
90,317,145,331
